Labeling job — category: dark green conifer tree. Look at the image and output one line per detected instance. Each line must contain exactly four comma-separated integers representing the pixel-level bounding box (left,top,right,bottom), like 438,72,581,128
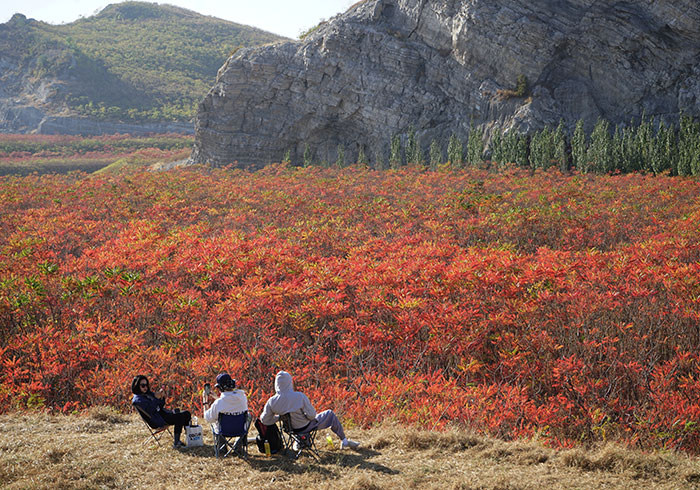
357,145,367,166
447,133,463,168
466,124,484,166
303,144,312,167
389,134,402,169
429,139,442,169
554,120,568,171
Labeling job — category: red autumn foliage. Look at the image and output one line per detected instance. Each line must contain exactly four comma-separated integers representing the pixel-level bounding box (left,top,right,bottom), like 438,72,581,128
1,164,699,452
0,133,193,170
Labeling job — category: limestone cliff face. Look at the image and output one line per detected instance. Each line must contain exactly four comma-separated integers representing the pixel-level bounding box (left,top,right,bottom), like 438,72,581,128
191,0,700,168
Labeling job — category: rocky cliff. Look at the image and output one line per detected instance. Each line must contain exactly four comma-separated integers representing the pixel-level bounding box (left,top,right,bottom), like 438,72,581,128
191,0,700,167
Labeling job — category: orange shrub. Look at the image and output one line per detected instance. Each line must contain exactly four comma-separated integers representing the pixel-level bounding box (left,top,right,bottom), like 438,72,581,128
1,165,699,452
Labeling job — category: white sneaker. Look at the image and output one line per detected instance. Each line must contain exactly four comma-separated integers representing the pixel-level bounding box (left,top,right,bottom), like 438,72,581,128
292,441,300,451
340,438,360,449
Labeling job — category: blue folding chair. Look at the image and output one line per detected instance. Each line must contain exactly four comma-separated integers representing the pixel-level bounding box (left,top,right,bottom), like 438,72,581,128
133,404,172,447
212,411,250,458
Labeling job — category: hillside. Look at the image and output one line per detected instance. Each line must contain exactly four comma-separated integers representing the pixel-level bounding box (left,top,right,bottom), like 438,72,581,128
191,0,700,167
1,410,699,489
0,2,286,134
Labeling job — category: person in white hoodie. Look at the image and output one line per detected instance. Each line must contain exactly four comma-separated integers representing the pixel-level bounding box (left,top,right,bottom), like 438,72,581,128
259,370,360,449
203,373,249,435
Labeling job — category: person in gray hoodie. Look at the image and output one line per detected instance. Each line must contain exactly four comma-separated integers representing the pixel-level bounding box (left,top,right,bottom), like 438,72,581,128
259,371,360,449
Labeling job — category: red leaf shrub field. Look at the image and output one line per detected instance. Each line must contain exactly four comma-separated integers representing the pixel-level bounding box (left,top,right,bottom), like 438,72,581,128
1,164,699,452
0,133,193,175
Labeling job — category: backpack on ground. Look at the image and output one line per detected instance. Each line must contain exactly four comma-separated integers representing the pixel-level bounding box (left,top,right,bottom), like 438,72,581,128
254,417,282,454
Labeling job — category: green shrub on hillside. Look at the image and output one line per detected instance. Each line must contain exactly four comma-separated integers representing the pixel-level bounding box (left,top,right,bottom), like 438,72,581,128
0,134,192,156
1,2,284,123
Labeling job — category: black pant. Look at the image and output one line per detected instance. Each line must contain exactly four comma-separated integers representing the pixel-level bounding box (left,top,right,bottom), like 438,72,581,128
161,410,191,441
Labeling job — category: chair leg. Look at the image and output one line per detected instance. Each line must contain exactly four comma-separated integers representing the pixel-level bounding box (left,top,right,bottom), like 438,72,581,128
223,439,232,458
142,426,170,447
219,436,230,458
233,436,247,458
281,432,295,458
308,433,321,461
215,434,245,459
302,434,320,461
213,430,231,458
142,434,158,447
290,432,320,461
307,443,321,461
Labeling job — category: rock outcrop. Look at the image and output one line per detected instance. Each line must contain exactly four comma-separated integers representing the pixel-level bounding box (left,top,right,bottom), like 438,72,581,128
191,0,700,168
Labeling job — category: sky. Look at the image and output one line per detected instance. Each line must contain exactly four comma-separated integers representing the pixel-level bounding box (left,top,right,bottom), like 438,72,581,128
0,0,357,38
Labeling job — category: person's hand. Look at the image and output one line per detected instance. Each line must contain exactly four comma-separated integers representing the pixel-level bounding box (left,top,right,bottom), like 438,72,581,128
155,388,165,399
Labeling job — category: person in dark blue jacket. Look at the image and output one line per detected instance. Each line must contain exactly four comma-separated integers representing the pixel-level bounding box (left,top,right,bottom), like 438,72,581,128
132,374,191,448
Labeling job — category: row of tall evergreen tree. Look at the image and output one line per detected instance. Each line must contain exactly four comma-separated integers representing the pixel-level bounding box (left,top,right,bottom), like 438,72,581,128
290,115,700,177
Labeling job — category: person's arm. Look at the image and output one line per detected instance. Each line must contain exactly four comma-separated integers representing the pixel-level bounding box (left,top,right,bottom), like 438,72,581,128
203,398,218,424
237,390,249,412
202,391,215,417
153,389,166,409
301,393,316,421
259,398,278,425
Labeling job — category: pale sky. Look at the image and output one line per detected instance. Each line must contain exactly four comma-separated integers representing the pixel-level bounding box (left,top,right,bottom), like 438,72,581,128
0,0,357,38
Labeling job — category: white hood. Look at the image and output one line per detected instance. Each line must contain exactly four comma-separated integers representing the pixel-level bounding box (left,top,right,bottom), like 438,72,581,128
260,371,316,429
275,371,294,394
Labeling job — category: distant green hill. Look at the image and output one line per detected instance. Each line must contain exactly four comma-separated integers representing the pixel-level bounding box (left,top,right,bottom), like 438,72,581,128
0,2,286,126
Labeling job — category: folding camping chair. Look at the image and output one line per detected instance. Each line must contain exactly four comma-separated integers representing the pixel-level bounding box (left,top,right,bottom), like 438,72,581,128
279,413,320,461
212,411,250,458
133,404,172,447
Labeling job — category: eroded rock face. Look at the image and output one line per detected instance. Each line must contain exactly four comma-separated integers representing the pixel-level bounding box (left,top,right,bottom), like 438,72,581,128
191,0,700,167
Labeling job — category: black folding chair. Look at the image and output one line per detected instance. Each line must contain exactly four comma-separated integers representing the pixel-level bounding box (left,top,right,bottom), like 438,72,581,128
133,404,172,447
279,413,320,461
212,411,250,458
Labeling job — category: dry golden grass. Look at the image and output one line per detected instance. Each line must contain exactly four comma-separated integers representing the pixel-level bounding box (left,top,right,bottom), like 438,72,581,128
1,409,699,489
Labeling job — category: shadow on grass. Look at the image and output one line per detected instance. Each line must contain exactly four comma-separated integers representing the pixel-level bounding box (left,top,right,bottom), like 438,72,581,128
181,444,397,476
328,447,398,475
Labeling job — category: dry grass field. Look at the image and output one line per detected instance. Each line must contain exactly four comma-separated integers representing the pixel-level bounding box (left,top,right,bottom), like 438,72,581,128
1,408,699,489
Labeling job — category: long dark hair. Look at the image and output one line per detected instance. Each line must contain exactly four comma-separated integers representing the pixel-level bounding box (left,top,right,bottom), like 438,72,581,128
131,375,150,395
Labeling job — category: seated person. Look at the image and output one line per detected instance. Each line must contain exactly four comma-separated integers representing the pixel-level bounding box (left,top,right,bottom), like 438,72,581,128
131,374,191,448
203,373,249,426
259,370,359,449
204,373,249,448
